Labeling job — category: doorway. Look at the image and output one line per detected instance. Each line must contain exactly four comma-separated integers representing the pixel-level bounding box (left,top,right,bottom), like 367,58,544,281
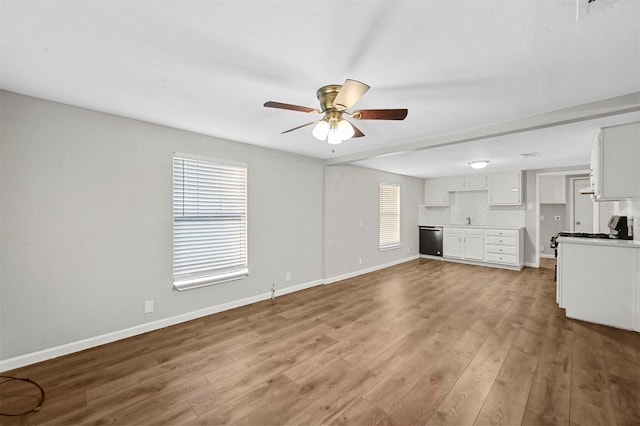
535,169,590,267
572,178,594,232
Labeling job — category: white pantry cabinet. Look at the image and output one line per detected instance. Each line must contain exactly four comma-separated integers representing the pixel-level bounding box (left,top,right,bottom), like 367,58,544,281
447,174,487,191
488,171,522,205
424,177,450,206
590,122,640,201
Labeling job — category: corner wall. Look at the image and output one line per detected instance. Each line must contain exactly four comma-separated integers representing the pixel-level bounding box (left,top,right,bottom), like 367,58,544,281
0,91,324,363
324,165,423,281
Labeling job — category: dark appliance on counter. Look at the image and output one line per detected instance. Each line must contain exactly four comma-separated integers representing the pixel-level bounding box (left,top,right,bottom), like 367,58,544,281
419,226,443,257
550,231,611,280
608,215,633,240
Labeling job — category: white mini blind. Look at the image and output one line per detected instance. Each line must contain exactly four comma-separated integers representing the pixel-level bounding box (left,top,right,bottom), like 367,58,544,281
379,183,400,250
173,154,248,291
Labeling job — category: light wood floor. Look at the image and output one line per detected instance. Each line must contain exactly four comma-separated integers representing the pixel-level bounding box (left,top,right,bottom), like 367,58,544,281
2,258,640,425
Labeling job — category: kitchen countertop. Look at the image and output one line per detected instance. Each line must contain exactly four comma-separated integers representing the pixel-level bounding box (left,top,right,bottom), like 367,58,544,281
557,236,640,248
421,224,524,230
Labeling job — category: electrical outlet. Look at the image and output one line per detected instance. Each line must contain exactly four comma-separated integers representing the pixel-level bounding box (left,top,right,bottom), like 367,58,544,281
540,245,544,251
359,219,364,227
358,257,363,265
407,247,410,253
285,272,291,282
144,300,154,314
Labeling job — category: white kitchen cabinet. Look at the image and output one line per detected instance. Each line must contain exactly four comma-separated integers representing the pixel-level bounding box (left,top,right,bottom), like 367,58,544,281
484,229,522,267
443,227,484,261
488,171,522,205
443,229,463,258
424,177,450,206
447,174,487,191
462,229,484,260
442,226,523,270
539,175,566,204
558,238,640,331
590,122,640,201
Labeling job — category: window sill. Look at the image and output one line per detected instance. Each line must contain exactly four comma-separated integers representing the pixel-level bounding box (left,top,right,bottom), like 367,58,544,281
379,244,401,252
173,268,249,291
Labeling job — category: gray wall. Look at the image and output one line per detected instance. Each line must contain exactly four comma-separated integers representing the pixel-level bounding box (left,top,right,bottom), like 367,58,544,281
0,91,325,360
324,165,422,280
540,204,567,255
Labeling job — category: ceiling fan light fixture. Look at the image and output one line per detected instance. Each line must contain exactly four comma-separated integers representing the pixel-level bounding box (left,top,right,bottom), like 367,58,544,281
312,120,330,140
469,160,490,169
327,130,342,145
337,119,355,140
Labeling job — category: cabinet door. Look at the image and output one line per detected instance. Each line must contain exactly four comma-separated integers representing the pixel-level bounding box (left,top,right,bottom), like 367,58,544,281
443,233,462,258
598,123,640,200
424,178,449,206
463,233,484,260
489,172,522,205
466,174,487,190
540,175,566,204
447,176,466,192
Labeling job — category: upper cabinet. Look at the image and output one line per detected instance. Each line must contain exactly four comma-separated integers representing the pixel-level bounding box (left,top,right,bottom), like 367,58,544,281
447,175,487,191
540,175,566,204
590,122,640,201
488,171,522,205
424,177,450,206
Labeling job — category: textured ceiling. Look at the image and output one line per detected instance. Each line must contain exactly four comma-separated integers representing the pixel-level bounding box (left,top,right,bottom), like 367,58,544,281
1,0,639,177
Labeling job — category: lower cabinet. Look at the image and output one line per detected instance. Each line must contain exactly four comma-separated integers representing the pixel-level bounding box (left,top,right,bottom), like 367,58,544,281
443,228,484,261
484,229,520,266
442,226,523,270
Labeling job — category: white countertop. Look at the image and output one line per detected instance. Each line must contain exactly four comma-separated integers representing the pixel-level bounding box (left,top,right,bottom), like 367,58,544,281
557,236,640,248
421,224,524,230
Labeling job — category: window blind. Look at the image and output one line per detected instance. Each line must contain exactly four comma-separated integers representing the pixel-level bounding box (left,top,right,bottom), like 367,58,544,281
379,183,400,250
173,154,248,291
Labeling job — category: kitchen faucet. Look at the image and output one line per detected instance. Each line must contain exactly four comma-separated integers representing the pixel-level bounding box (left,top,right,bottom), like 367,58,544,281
466,216,471,225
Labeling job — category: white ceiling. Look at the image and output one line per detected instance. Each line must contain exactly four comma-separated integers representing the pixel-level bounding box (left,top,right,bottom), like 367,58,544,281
1,0,639,178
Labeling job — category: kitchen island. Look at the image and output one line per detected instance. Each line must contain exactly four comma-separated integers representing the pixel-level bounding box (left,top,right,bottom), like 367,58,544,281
557,236,640,332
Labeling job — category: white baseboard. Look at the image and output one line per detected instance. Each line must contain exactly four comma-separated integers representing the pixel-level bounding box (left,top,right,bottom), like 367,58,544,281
324,255,420,285
1,257,426,372
0,279,324,373
540,254,555,259
524,261,539,268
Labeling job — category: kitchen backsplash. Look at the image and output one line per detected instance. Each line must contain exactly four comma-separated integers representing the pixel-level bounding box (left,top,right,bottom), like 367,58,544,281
420,191,525,227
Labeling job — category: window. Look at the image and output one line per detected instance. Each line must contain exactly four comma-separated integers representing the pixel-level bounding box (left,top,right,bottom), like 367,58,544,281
379,183,400,250
173,153,248,291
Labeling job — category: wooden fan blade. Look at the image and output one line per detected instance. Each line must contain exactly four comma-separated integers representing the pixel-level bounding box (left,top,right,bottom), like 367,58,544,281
280,121,318,134
350,121,365,138
354,109,408,120
264,101,320,114
332,79,370,111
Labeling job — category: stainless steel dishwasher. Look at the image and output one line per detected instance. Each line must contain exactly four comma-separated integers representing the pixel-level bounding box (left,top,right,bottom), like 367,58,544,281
419,226,443,256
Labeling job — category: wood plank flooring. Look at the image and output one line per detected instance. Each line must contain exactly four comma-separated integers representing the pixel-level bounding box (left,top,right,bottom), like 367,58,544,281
2,258,640,425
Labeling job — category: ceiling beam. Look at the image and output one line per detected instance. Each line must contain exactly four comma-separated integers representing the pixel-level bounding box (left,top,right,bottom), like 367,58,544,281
325,92,640,165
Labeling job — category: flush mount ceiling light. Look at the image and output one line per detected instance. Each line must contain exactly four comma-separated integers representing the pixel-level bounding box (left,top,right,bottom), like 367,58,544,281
468,160,490,169
264,79,408,145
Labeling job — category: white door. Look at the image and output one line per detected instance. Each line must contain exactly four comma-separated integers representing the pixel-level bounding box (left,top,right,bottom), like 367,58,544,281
573,179,594,232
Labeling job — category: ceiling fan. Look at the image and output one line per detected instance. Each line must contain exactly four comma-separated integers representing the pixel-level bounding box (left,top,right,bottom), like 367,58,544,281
264,79,408,145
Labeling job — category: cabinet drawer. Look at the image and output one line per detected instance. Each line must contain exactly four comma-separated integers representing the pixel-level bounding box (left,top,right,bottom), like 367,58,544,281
485,252,517,265
485,236,517,246
485,245,517,255
485,229,518,238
